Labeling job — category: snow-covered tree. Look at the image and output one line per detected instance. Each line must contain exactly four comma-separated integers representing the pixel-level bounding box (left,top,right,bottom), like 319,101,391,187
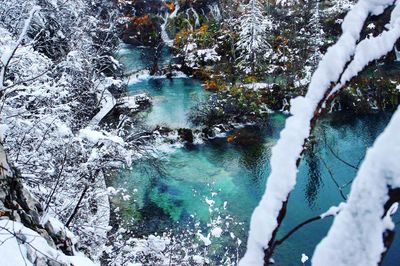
0,0,152,262
308,1,324,67
236,0,273,75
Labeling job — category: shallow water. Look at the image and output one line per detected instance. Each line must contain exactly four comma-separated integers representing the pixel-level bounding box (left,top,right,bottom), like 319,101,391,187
128,78,207,128
114,46,400,265
116,44,173,72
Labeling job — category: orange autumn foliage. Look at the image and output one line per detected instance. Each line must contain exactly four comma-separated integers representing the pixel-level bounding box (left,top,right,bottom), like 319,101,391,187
227,135,237,142
197,24,209,34
204,80,219,91
275,35,289,46
174,23,209,48
164,2,175,12
130,15,151,25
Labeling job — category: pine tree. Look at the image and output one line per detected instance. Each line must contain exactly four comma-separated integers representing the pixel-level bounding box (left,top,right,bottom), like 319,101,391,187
236,0,272,75
308,1,324,68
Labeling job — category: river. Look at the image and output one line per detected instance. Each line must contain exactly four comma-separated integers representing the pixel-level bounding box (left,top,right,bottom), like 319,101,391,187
113,44,400,265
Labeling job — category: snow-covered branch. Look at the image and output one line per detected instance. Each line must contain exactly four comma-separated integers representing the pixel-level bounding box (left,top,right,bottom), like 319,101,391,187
312,105,400,266
0,6,40,91
240,0,398,265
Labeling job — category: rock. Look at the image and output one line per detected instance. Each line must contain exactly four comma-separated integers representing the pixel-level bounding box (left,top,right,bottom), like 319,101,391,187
116,93,152,114
202,127,216,139
36,228,57,249
47,259,66,266
20,211,34,227
1,145,77,265
17,186,41,213
156,126,173,135
34,257,49,266
26,245,35,264
29,210,40,225
44,220,56,237
178,128,194,143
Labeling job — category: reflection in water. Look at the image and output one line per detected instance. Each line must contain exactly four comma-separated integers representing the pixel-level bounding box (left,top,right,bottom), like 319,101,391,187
304,151,323,208
116,44,173,71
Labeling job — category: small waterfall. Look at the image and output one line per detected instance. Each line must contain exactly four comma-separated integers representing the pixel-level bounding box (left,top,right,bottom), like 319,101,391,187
395,46,400,62
160,1,180,46
160,14,172,46
170,1,180,18
208,3,221,22
186,7,200,28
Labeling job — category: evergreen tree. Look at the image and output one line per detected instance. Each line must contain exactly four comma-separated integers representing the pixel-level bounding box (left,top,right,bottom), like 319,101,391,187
236,0,272,75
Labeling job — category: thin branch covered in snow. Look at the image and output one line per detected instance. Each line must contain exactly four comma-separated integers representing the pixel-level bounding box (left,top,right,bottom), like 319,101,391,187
0,6,40,91
240,0,398,265
312,105,400,266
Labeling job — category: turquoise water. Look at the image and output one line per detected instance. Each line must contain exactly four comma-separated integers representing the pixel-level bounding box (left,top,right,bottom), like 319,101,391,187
116,44,173,72
128,78,207,128
115,46,400,265
117,45,208,128
115,112,400,265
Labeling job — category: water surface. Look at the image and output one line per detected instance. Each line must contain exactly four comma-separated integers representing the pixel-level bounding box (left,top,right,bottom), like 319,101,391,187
114,46,400,265
128,78,207,128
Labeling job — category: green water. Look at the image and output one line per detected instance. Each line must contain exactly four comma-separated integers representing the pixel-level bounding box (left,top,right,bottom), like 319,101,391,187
114,46,400,265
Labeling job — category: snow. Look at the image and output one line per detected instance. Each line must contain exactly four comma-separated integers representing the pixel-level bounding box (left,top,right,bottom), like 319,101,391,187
277,0,301,7
312,106,400,266
0,124,9,141
56,123,73,138
211,227,223,238
330,3,400,95
236,0,273,73
79,128,124,145
147,235,167,252
0,220,96,266
185,47,221,68
196,48,221,62
240,1,396,265
0,143,11,177
242,82,270,90
301,253,309,264
197,231,212,246
193,255,205,264
89,79,119,127
320,203,347,219
0,6,40,91
0,1,133,264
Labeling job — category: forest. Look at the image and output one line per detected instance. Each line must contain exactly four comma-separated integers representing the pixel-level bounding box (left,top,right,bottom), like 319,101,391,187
0,0,400,265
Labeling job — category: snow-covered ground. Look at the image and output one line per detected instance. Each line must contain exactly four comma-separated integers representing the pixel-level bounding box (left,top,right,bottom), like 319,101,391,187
0,220,95,266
